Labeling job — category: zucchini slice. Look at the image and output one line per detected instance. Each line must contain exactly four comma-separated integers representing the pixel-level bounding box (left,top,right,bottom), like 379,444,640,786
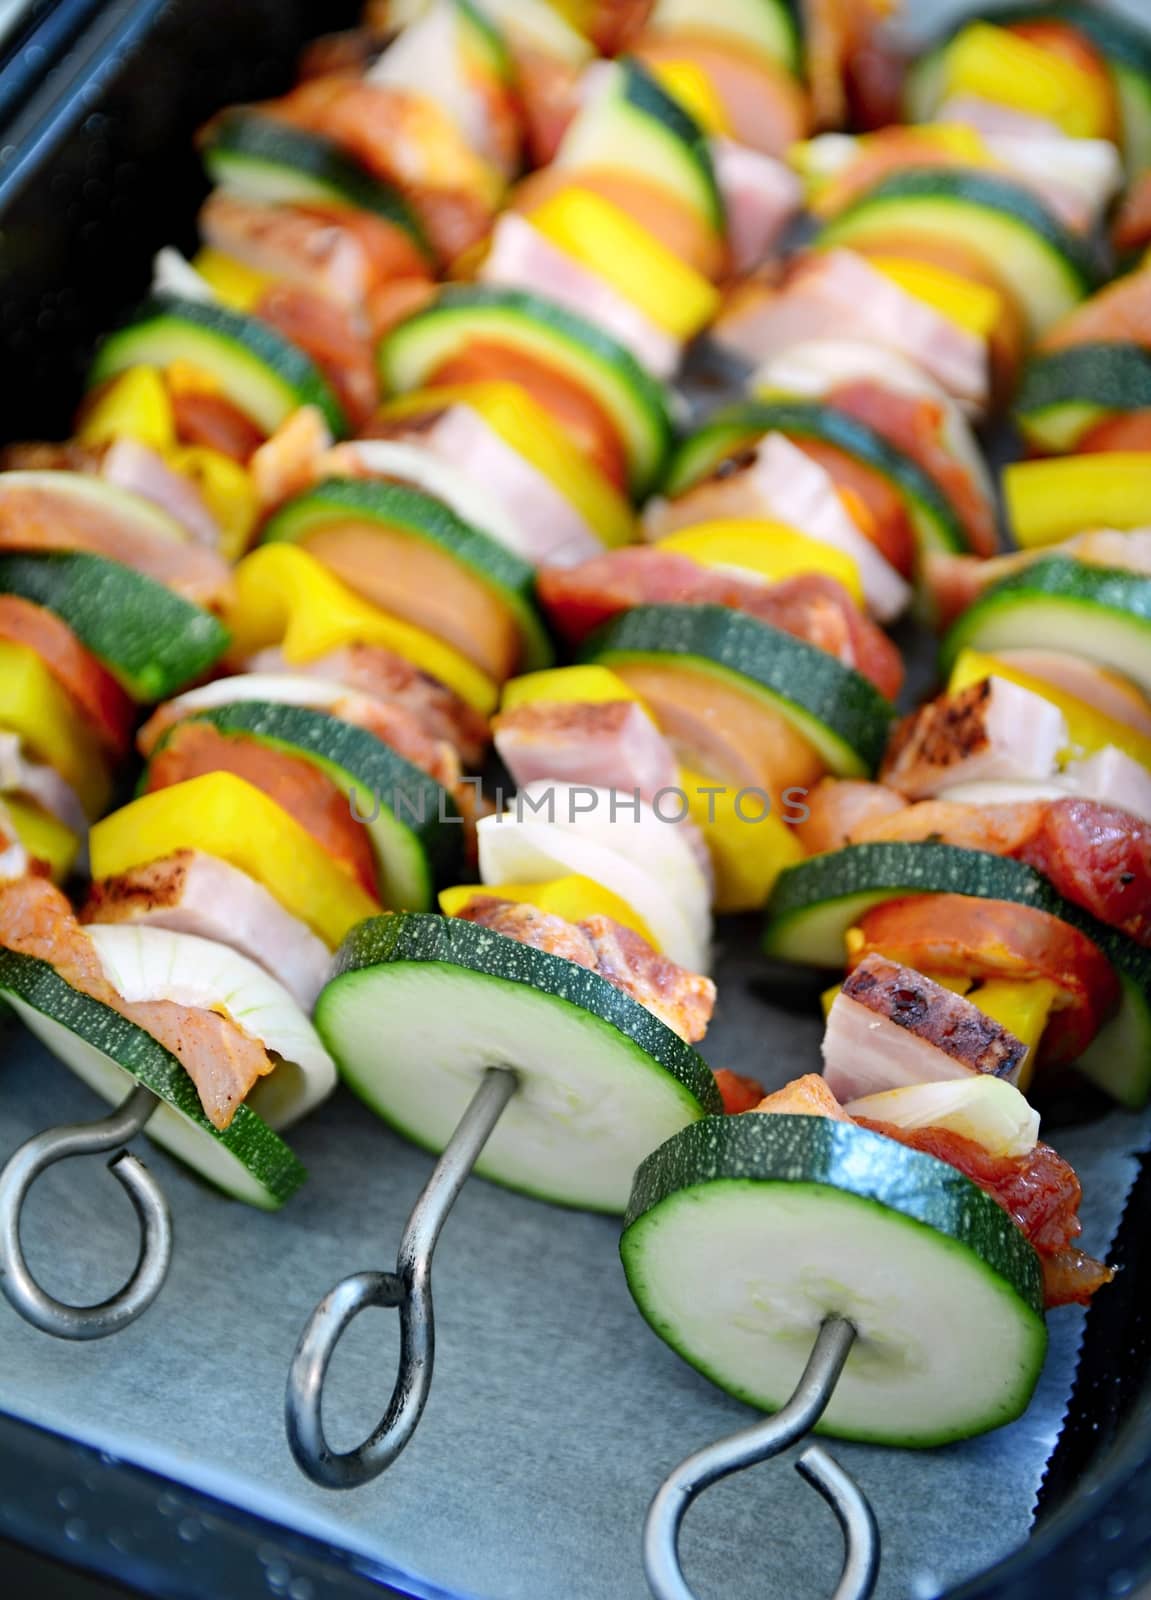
263,477,553,675
201,110,431,262
662,399,968,556
819,169,1098,338
621,1114,1047,1446
583,603,896,778
0,550,230,702
555,56,724,237
377,285,675,498
1015,343,1151,454
148,700,463,911
941,558,1151,697
0,949,306,1209
314,912,721,1213
763,841,1151,1107
90,296,348,438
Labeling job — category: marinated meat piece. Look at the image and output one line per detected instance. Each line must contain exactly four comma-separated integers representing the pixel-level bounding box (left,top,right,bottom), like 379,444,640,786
254,282,378,429
492,700,678,806
580,914,716,1043
857,1117,1113,1307
538,547,904,697
751,1072,852,1119
0,594,135,758
0,477,233,610
457,896,716,1042
827,379,998,557
0,876,276,1129
793,776,906,855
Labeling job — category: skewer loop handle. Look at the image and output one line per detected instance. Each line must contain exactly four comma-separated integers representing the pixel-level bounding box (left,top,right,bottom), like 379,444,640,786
286,1066,517,1489
643,1316,879,1600
0,1084,171,1339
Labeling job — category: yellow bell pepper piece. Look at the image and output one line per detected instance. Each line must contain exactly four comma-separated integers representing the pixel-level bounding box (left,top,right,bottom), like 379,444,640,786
0,642,110,818
948,648,1151,773
656,519,865,607
90,773,377,948
1005,454,1151,548
501,664,641,712
228,545,498,714
681,764,803,913
645,60,732,136
379,382,636,549
438,874,658,945
968,977,1058,1095
942,22,1114,140
3,796,80,882
527,188,721,339
167,445,259,560
866,255,1003,340
78,365,175,452
191,248,278,312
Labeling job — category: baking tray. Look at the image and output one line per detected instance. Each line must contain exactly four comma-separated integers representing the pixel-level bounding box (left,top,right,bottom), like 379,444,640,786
1,3,1151,1597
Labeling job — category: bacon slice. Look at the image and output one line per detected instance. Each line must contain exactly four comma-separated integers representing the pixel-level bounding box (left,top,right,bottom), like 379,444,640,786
0,876,276,1130
881,679,1066,797
823,953,1026,1101
492,699,678,805
456,895,716,1042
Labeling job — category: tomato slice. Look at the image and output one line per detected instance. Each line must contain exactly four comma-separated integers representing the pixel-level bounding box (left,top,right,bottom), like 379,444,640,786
0,594,136,757
851,893,1120,1064
714,1067,767,1114
145,721,380,900
428,340,629,491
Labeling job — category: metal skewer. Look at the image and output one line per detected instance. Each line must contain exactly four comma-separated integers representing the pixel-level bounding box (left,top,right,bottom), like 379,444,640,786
286,1065,518,1488
644,1316,880,1600
0,1083,172,1339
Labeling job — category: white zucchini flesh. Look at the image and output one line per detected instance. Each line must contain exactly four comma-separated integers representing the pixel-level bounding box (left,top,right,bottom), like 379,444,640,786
625,1178,1046,1443
6,998,293,1209
622,1118,1048,1445
318,963,709,1213
84,924,337,1128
